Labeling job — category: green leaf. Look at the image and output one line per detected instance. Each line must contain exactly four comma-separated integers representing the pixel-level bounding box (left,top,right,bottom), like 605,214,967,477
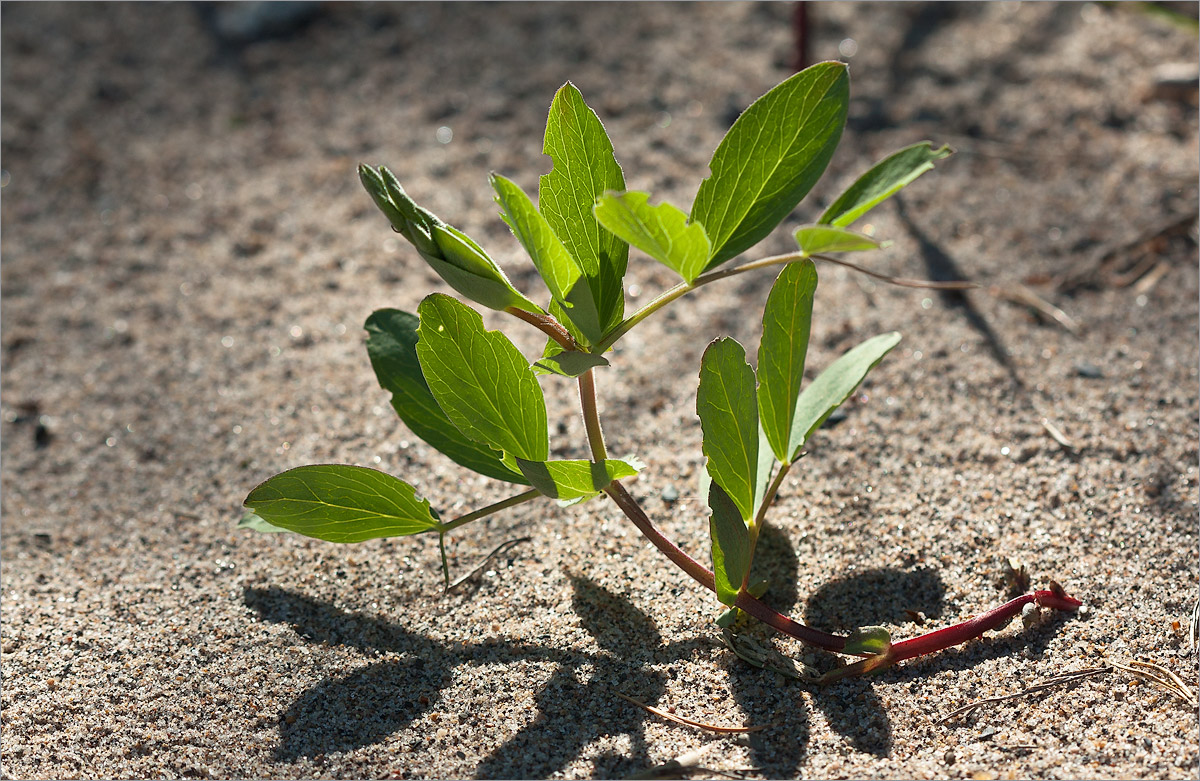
539,82,629,332
788,332,901,461
593,191,710,284
532,349,610,378
697,337,760,521
492,173,604,345
365,309,528,484
503,455,641,501
794,225,882,255
757,261,818,463
819,142,952,228
843,626,892,656
690,62,849,269
416,294,549,462
238,511,290,534
708,482,751,606
358,165,542,314
244,464,442,543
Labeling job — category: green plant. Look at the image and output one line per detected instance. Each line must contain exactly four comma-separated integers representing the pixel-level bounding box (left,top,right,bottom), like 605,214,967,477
242,63,1080,682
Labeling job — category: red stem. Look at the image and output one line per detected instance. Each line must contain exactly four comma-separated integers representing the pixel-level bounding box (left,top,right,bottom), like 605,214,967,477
504,306,577,351
604,481,848,653
889,589,1082,663
605,480,1084,677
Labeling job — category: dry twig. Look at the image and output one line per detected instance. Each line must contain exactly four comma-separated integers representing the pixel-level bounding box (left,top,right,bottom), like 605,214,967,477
626,742,761,781
1111,659,1198,707
936,666,1110,725
816,254,977,290
937,659,1199,725
616,692,775,734
989,284,1082,336
446,537,532,592
1039,418,1076,451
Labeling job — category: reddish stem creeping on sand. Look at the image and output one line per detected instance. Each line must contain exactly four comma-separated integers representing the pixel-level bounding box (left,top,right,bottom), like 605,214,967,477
604,480,1083,683
819,585,1083,683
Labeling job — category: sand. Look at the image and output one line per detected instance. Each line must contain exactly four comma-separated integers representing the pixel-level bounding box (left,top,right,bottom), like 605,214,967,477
2,2,1197,778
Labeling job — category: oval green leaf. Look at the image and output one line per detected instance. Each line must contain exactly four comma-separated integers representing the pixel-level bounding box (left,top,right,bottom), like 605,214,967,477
819,142,952,228
539,82,629,332
757,261,818,463
697,337,760,521
594,191,710,284
788,331,901,461
244,464,442,543
690,62,849,270
238,511,290,534
416,293,549,462
506,456,641,501
794,225,882,255
358,164,542,314
365,308,528,484
492,173,604,345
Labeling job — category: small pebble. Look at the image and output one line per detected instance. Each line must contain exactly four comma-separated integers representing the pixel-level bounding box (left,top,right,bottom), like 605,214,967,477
1075,362,1104,379
661,485,679,504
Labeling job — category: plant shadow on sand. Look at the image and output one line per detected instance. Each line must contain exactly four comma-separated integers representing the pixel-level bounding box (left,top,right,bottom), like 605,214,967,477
247,579,811,776
246,580,702,776
244,524,1079,774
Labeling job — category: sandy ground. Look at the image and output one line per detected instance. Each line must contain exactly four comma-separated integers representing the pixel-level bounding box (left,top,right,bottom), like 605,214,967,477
2,2,1198,779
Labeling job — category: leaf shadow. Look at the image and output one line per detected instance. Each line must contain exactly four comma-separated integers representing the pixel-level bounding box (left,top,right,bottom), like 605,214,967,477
803,566,946,631
244,587,465,760
797,566,933,754
473,575,668,778
733,524,809,773
243,582,687,777
725,661,812,774
734,524,885,762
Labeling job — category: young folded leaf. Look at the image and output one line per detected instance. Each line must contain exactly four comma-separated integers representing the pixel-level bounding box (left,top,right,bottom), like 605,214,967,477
593,191,710,284
697,337,760,521
532,349,610,378
788,332,901,462
691,62,849,270
244,464,443,543
503,455,642,501
539,82,629,333
794,225,882,256
819,142,952,228
757,261,818,463
359,164,542,314
492,173,605,346
843,626,892,656
416,293,549,462
365,308,529,484
709,481,752,606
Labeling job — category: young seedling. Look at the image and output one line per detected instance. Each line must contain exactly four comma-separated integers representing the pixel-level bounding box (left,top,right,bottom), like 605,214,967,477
242,63,1081,683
